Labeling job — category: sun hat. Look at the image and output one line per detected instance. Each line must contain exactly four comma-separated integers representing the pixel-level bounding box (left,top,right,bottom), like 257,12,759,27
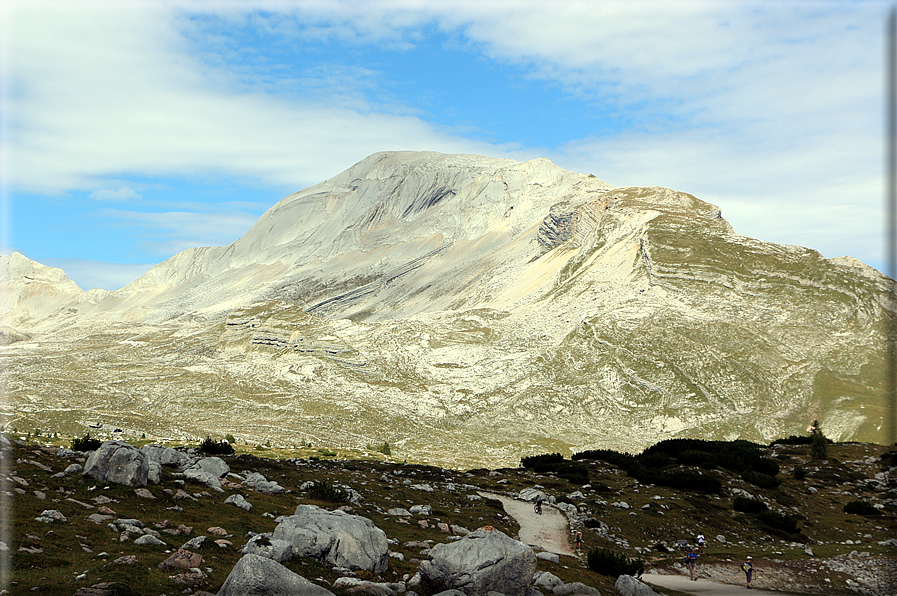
747,556,752,560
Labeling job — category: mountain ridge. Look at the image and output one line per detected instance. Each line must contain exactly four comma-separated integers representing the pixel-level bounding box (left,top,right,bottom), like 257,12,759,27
1,151,892,468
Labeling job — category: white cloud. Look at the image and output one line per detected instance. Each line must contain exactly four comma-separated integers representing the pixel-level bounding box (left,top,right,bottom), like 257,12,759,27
88,187,143,202
98,207,264,256
40,258,156,292
2,0,888,270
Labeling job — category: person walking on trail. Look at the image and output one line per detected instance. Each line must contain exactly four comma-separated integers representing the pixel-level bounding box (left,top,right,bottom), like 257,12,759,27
534,494,543,515
741,556,754,589
696,533,705,551
573,530,583,549
686,548,699,581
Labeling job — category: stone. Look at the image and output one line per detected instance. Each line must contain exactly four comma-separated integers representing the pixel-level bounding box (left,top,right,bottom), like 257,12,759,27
140,444,190,468
243,534,294,563
715,535,726,544
217,553,335,595
536,552,559,563
208,526,228,536
86,513,114,525
158,548,203,570
419,526,537,596
534,571,564,593
134,488,155,499
192,456,229,477
273,504,389,572
82,441,149,487
35,509,66,523
225,493,252,511
243,471,286,494
184,468,223,492
133,534,166,546
557,582,600,596
388,508,412,516
147,460,162,484
450,524,471,536
182,536,207,550
615,574,660,596
65,463,83,474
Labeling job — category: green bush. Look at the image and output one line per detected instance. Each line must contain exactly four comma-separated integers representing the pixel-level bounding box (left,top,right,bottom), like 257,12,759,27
199,436,234,455
521,452,565,469
376,442,392,456
587,548,644,578
792,466,806,480
71,433,102,452
306,480,351,504
771,435,812,446
757,510,800,534
733,496,768,513
843,500,879,516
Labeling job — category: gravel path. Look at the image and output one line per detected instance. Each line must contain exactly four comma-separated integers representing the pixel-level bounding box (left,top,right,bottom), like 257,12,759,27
642,574,780,595
478,491,575,556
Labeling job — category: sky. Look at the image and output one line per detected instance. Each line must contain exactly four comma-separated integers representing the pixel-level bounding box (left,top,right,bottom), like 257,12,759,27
0,0,889,291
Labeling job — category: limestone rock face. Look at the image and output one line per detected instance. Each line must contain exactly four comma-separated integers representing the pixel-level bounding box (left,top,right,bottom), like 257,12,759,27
273,504,388,572
82,441,149,487
4,151,895,468
217,553,335,596
419,527,537,596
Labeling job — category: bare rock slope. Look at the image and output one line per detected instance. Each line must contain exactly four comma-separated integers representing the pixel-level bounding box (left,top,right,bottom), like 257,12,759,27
1,151,893,467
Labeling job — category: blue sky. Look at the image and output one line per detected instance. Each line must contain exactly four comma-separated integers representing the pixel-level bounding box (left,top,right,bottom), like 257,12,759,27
1,0,889,290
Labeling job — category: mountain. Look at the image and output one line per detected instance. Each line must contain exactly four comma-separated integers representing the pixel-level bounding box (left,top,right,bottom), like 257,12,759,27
1,151,893,468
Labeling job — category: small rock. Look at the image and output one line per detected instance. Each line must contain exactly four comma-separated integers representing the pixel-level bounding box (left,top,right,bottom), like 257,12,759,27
225,494,252,511
536,551,559,563
35,509,66,523
134,488,155,499
133,534,166,546
158,548,203,570
207,526,228,536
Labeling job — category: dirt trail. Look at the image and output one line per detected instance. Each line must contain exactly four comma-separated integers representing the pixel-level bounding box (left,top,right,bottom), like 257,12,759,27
478,491,575,556
642,574,780,595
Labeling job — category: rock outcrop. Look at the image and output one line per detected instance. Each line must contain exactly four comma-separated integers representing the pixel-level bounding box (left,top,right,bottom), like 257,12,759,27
418,526,537,596
273,504,389,572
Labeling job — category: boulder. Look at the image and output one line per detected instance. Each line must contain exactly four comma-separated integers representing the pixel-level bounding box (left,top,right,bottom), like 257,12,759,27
147,461,162,484
140,444,189,468
225,494,252,511
273,504,389,572
184,468,223,492
35,509,66,523
158,548,203,570
615,574,659,596
534,571,564,593
419,527,537,596
243,534,293,563
193,456,229,477
133,534,166,546
557,582,600,596
82,441,149,487
243,471,286,495
218,554,335,595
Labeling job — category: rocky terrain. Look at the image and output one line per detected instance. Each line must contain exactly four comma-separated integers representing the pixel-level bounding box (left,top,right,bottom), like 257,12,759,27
1,151,894,468
1,433,894,595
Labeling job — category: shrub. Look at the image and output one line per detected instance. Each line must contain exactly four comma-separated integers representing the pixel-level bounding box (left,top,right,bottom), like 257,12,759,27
757,510,800,534
199,436,234,455
376,442,392,456
742,469,781,489
771,435,812,446
733,496,768,514
634,467,722,494
843,500,879,516
306,480,351,503
792,467,806,480
677,449,718,469
587,548,644,578
521,453,565,469
224,433,236,444
71,433,102,452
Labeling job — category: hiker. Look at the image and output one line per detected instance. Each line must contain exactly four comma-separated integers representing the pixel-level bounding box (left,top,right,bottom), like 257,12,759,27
573,530,583,549
534,494,543,515
696,533,705,551
686,547,699,580
741,556,753,589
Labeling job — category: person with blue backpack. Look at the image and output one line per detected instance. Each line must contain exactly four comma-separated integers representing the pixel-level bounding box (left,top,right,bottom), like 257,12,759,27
686,548,699,580
741,556,754,588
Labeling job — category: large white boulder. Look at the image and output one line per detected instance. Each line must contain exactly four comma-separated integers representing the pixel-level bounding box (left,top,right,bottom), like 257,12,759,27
217,554,334,595
419,526,537,596
273,504,388,572
615,574,660,596
242,534,293,563
82,441,148,487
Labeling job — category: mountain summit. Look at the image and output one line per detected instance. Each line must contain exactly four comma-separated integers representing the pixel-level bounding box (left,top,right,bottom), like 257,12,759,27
2,151,892,467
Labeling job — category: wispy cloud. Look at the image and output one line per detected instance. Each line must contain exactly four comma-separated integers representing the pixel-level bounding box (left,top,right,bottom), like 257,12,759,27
88,187,143,202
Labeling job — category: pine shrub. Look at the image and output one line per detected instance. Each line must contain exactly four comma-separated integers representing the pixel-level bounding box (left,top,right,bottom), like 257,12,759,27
199,436,234,455
843,500,879,516
587,548,644,578
71,433,102,452
733,496,768,514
